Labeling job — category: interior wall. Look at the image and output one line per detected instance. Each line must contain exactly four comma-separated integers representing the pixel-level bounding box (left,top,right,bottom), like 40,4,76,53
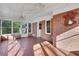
32,22,37,37
32,20,52,42
56,26,79,51
41,20,52,42
52,8,79,46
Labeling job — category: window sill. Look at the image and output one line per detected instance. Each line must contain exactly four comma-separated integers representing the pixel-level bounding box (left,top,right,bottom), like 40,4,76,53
45,33,51,35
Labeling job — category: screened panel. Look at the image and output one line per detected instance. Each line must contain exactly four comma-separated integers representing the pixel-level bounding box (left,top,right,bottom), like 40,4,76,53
2,20,11,34
13,22,20,33
28,23,31,32
47,20,50,33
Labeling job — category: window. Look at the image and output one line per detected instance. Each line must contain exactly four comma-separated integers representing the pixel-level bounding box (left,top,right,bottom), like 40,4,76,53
46,20,51,34
2,20,11,34
13,22,20,33
0,20,21,34
39,22,42,29
22,24,27,34
28,23,31,33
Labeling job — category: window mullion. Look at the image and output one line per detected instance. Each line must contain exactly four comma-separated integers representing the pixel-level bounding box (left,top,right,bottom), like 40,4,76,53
11,21,13,34
1,20,2,35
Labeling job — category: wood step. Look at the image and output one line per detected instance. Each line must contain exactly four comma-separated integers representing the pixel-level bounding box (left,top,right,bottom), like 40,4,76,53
41,41,66,56
69,51,79,56
56,48,70,56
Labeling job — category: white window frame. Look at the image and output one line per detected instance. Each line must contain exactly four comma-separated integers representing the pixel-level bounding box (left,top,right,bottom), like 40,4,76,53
13,21,21,34
45,20,51,35
2,20,12,35
0,19,21,35
0,20,2,35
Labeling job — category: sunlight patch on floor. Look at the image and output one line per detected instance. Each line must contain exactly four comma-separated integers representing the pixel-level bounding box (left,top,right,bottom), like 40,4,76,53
8,35,24,56
33,41,57,56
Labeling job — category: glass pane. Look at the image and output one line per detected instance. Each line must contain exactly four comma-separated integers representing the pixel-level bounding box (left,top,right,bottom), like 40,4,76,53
22,24,27,34
2,27,11,34
13,22,20,33
47,21,50,33
2,20,11,27
28,23,31,32
22,24,27,28
39,22,42,29
2,20,11,34
22,28,27,34
13,28,20,33
13,22,20,28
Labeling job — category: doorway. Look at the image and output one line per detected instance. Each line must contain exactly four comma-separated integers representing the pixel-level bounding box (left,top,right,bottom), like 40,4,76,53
28,23,32,36
37,21,42,37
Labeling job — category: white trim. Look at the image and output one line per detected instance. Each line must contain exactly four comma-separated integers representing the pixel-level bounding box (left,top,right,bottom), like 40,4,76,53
0,20,22,35
1,20,12,35
11,20,13,34
27,23,28,36
37,21,39,37
32,14,52,23
31,23,33,34
1,20,2,35
45,20,51,35
12,21,21,34
31,23,32,34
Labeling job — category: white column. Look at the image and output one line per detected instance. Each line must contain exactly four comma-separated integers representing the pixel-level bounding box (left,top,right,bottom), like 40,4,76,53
11,21,13,34
20,23,22,34
27,23,28,37
1,20,2,35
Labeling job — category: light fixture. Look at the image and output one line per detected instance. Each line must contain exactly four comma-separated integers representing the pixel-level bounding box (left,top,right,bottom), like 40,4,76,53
63,11,77,26
68,19,73,25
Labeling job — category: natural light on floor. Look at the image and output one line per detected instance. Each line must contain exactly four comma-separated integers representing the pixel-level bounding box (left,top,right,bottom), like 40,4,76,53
8,35,24,56
33,41,59,56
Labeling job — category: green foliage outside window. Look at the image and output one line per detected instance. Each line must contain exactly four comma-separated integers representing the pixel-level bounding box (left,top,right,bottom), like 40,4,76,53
2,20,11,34
0,20,21,34
13,22,20,33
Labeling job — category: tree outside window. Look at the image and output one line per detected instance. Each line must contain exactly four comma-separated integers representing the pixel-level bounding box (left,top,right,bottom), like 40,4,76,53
2,20,11,34
13,22,20,33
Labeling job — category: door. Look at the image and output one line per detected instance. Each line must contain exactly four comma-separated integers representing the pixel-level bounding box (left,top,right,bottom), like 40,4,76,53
37,21,42,37
21,23,28,37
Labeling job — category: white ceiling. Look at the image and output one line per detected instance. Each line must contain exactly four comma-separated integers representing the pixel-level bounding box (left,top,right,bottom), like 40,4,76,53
0,3,79,22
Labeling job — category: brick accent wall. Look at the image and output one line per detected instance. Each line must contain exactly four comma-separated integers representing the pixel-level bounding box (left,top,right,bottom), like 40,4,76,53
41,20,52,42
52,8,79,46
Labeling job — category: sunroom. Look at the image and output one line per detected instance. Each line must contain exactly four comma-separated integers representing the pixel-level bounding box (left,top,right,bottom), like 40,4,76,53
0,3,79,56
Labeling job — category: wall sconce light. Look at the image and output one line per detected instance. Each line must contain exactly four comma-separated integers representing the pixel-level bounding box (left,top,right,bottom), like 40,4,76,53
68,19,73,25
63,11,77,26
